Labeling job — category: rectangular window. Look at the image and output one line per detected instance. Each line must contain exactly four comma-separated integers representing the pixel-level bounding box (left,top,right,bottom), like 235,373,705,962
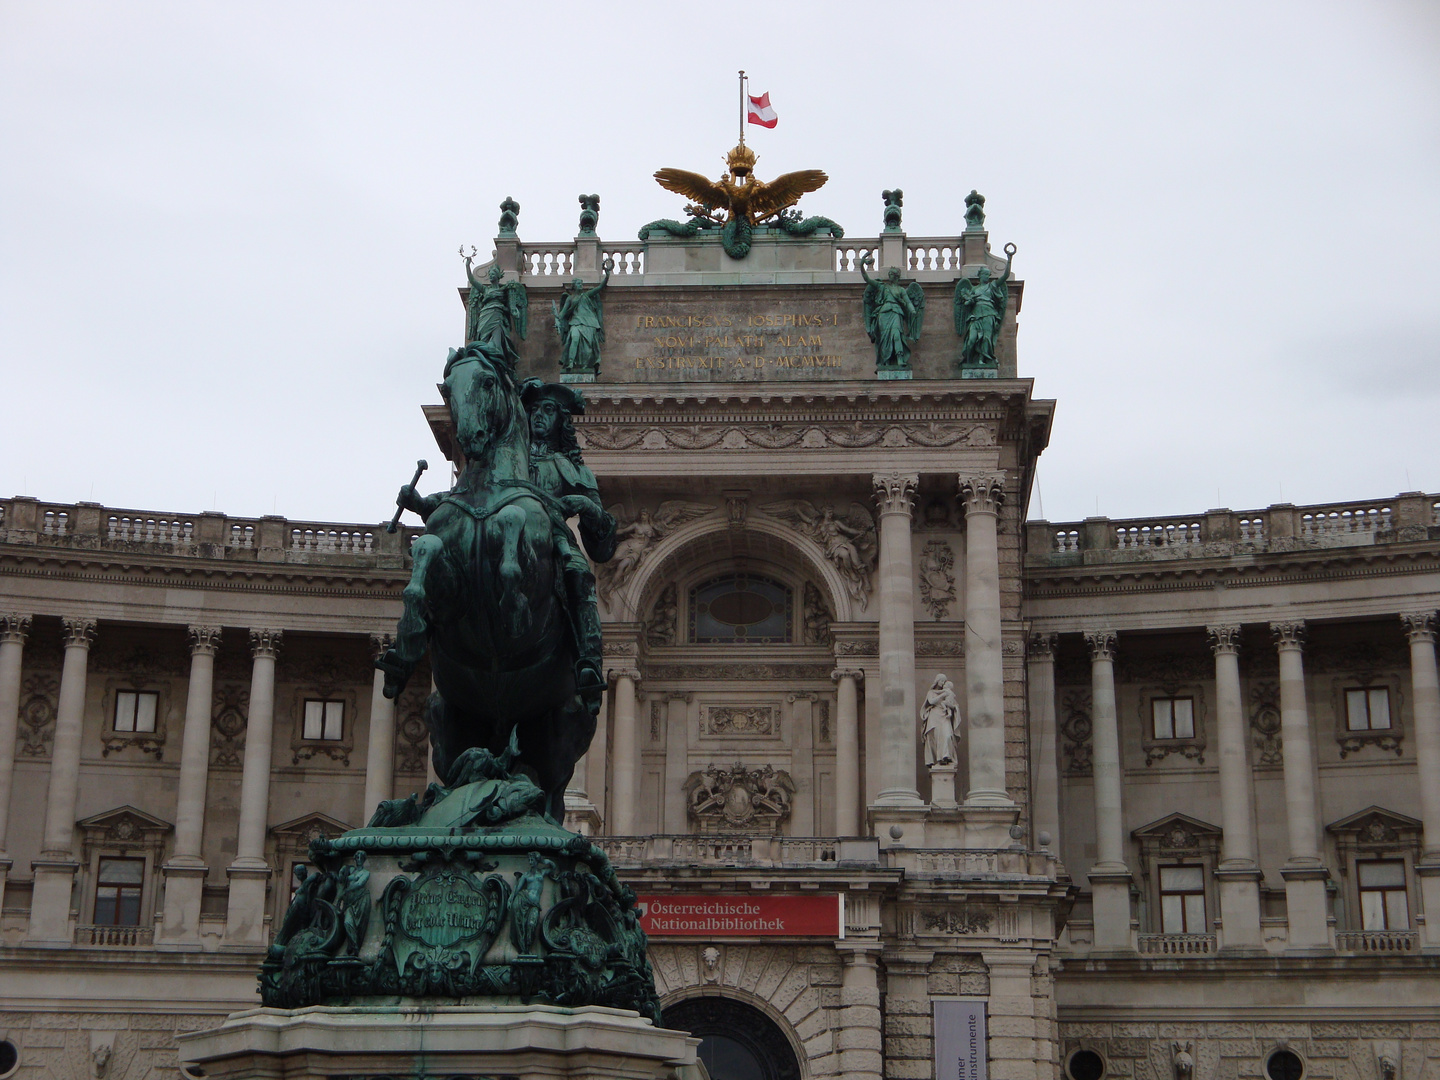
1345,688,1392,732
1151,697,1195,740
1158,864,1206,934
1357,859,1409,930
113,690,158,734
302,699,344,741
94,857,144,926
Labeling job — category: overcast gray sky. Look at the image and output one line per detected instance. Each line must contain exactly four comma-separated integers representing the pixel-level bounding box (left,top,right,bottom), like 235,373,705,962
3,2,1437,527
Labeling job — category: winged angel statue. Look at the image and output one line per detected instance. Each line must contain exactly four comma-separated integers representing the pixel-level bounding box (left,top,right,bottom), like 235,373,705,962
645,143,842,259
597,501,715,605
860,255,926,373
463,249,528,366
759,500,877,610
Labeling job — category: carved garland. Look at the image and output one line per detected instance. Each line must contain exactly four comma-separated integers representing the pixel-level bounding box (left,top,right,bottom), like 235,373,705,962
581,422,996,452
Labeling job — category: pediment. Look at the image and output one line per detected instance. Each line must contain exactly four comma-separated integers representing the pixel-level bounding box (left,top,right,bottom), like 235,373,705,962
1327,805,1422,841
270,812,353,841
1132,812,1222,851
77,805,173,842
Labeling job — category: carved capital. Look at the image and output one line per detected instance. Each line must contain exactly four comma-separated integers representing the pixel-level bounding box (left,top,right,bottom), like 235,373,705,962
831,668,866,684
1206,625,1242,656
61,617,97,649
607,665,641,686
871,472,918,517
1027,632,1057,661
1084,629,1117,663
957,473,1006,516
0,613,32,645
1270,621,1306,651
187,626,222,657
369,632,395,662
1401,611,1438,644
249,628,284,659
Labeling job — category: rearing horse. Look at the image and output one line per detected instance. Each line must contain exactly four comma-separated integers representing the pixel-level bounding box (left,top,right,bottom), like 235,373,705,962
377,341,593,822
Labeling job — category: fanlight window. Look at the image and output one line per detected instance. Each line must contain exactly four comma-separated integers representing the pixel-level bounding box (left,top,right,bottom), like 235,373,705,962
688,574,793,644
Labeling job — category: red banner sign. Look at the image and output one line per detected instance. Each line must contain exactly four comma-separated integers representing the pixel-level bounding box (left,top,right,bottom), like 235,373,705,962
636,894,843,938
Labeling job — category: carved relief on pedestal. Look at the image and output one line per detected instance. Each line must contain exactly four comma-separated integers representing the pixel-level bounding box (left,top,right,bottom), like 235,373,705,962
918,539,956,620
759,499,876,610
685,763,794,832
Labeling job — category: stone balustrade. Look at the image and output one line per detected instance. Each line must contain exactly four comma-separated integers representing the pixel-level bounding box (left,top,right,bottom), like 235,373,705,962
1029,491,1439,565
1335,929,1417,953
1136,933,1217,956
486,234,986,281
0,497,420,567
78,924,154,947
595,834,862,867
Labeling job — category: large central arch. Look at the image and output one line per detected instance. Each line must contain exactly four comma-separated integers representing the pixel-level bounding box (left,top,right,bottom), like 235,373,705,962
617,516,855,626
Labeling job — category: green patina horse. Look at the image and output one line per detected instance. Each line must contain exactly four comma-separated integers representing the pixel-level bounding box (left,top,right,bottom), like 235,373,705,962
377,340,592,822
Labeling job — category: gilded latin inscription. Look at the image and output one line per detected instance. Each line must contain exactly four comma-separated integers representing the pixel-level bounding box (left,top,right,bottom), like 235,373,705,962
630,310,847,374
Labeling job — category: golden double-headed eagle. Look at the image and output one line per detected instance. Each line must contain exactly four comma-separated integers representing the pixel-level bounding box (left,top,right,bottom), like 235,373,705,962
654,143,828,226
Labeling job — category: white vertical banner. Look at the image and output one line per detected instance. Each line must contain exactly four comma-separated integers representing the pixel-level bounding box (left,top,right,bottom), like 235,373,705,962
934,1000,987,1080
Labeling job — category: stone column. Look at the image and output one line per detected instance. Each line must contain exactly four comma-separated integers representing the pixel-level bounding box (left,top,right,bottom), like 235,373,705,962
225,628,282,947
789,692,816,834
959,473,1010,806
832,669,863,836
28,617,96,943
362,633,396,821
0,614,32,911
1271,621,1329,950
586,687,609,827
836,946,883,1080
607,666,640,835
1027,633,1060,851
1085,629,1132,951
871,472,921,808
1207,624,1263,949
1401,612,1440,947
158,626,221,947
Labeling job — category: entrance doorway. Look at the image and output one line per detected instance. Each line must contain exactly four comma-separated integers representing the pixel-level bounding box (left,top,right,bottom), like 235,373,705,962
663,997,802,1080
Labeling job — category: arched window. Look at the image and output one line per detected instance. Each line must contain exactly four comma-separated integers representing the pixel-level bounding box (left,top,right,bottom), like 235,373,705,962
663,997,800,1080
688,574,793,644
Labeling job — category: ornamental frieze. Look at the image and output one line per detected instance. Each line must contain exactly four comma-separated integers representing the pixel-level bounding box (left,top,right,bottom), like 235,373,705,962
579,421,995,452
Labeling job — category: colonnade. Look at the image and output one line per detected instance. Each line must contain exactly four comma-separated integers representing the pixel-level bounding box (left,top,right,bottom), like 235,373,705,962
0,616,399,948
1027,612,1440,952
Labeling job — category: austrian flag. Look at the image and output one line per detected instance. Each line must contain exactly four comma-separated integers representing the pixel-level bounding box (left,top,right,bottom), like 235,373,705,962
747,92,778,128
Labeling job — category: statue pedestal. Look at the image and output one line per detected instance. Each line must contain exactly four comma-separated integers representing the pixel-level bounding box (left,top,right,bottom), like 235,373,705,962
178,1004,700,1080
928,763,958,809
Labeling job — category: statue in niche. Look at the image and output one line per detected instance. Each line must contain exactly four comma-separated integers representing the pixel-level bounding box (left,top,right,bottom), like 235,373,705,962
760,500,876,610
521,379,616,699
922,674,961,766
462,248,528,365
860,254,926,372
1171,1042,1194,1080
577,193,600,236
953,242,1016,370
647,583,678,647
964,189,986,231
882,188,903,231
918,539,956,620
551,259,612,376
802,582,832,645
498,195,520,237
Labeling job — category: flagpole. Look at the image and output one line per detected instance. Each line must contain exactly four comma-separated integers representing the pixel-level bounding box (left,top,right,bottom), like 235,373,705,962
738,69,745,146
